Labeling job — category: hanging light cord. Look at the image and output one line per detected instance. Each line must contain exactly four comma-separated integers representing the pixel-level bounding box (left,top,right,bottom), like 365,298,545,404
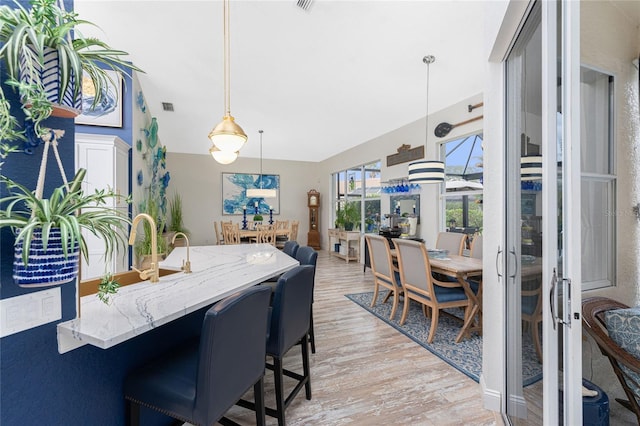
223,0,231,116
423,55,435,148
259,130,264,189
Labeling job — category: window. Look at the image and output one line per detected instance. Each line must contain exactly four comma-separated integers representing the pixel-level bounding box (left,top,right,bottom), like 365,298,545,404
440,133,484,234
580,66,615,290
332,161,381,232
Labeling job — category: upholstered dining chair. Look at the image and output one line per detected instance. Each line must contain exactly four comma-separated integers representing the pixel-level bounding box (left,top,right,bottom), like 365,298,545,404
123,286,271,426
239,265,315,426
365,234,403,320
583,296,640,423
436,231,467,256
295,246,318,354
222,223,241,245
393,238,470,343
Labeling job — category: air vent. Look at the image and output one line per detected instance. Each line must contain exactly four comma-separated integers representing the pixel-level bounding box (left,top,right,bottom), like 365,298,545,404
161,102,174,112
296,0,312,11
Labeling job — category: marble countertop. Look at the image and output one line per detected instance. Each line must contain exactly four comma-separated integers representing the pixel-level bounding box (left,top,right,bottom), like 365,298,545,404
57,244,298,353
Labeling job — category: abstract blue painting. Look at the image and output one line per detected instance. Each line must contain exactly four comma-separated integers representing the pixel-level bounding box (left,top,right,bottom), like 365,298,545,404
222,173,280,215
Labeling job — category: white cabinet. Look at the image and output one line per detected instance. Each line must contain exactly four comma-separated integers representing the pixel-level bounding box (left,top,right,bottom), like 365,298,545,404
75,133,130,280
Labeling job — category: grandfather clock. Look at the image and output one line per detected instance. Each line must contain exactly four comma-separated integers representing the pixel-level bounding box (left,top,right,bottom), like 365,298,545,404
307,189,321,250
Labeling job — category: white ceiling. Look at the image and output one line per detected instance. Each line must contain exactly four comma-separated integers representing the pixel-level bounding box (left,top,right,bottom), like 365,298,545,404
74,1,483,161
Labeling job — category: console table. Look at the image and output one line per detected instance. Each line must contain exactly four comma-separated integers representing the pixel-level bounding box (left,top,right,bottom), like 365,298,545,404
327,229,360,263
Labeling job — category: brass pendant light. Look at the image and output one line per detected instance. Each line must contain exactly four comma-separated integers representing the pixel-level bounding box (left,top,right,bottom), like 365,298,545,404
209,0,247,161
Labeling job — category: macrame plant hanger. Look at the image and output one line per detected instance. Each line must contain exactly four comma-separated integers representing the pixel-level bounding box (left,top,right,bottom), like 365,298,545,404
34,129,70,202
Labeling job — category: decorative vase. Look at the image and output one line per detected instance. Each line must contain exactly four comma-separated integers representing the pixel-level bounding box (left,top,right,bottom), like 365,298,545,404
13,228,80,288
19,45,82,118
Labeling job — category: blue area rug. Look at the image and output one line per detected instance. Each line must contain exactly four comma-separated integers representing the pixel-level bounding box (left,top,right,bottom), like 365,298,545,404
346,291,542,386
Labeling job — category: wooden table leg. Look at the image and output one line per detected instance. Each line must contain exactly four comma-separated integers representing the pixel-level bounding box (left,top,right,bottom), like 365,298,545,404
455,275,482,343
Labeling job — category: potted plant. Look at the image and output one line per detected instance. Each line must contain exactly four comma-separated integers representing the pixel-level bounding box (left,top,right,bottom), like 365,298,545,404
166,193,188,247
96,272,120,305
342,201,360,231
133,198,167,269
0,0,142,139
0,168,131,287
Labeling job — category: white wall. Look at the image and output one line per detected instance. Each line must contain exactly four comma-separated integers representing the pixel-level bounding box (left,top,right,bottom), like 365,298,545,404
166,153,318,246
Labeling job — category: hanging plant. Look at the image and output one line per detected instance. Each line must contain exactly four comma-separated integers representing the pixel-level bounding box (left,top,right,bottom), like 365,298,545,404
0,167,131,287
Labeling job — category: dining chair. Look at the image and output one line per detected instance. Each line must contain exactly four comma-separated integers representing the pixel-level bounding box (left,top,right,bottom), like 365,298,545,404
522,277,543,362
222,223,241,245
238,265,315,426
436,231,467,256
289,220,299,242
365,234,403,320
275,220,290,249
213,221,224,245
295,246,318,354
123,286,271,426
282,240,299,258
393,238,470,343
255,224,277,245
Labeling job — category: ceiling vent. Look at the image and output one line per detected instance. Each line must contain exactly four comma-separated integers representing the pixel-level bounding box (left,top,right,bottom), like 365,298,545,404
161,102,174,112
296,0,312,11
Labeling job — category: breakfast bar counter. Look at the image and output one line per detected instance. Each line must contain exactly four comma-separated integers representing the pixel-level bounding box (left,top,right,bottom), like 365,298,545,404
57,244,298,353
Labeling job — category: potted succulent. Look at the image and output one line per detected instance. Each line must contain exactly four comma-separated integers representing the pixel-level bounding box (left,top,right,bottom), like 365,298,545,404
0,0,142,139
0,168,131,287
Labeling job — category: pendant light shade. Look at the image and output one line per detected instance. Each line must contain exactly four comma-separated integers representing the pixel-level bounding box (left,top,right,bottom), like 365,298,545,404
408,55,445,184
408,160,445,183
521,155,543,180
210,0,246,163
246,130,277,198
208,115,247,152
209,145,238,165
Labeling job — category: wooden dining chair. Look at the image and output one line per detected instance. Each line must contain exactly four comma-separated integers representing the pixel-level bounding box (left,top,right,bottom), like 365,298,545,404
393,238,470,343
222,223,241,245
275,220,290,249
436,231,467,256
213,221,224,245
255,224,276,246
289,220,299,242
365,234,403,320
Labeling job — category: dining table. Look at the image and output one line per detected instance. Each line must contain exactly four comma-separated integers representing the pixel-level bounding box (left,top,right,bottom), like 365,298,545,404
427,254,483,343
238,227,290,240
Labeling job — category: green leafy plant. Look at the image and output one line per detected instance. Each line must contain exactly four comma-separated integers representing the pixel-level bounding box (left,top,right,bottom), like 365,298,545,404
96,272,120,305
134,197,167,262
341,201,360,231
0,168,131,266
168,193,188,235
253,214,263,221
0,0,143,138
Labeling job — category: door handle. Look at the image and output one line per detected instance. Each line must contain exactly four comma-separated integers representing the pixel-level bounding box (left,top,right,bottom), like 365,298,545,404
508,246,519,280
550,268,558,331
495,246,503,279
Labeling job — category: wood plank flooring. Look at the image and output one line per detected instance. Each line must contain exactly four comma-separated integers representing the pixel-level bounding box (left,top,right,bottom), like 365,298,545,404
223,251,501,425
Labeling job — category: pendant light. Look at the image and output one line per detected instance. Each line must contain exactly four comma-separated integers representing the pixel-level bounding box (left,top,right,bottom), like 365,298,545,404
408,55,445,183
519,51,542,180
209,0,247,161
246,130,277,198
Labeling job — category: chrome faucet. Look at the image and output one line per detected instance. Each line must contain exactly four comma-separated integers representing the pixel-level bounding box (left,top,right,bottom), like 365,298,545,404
171,232,191,274
129,213,160,283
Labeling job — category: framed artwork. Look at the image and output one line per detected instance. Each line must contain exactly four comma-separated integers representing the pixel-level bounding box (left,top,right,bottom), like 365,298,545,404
222,173,280,215
75,70,123,127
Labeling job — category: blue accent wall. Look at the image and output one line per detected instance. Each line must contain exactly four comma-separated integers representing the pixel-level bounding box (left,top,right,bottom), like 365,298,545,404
0,2,199,424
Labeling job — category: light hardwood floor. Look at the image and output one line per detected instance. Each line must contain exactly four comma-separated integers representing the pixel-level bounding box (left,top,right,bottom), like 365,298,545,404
224,251,502,425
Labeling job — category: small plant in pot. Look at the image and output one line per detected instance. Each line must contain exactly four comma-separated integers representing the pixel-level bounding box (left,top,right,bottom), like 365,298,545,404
0,0,143,139
133,198,167,269
166,193,189,247
341,201,360,231
0,168,131,287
